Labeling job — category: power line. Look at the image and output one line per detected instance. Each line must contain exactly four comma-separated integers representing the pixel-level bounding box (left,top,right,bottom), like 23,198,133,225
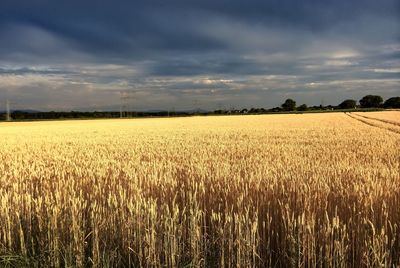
120,91,135,118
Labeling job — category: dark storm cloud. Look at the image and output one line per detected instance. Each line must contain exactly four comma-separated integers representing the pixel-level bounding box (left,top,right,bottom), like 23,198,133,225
1,0,398,57
0,0,399,110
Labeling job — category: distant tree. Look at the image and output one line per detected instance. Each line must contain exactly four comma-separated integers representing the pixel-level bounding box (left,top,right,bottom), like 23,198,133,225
269,107,282,112
297,104,308,111
383,97,400,108
281,99,296,111
359,95,383,108
338,99,357,109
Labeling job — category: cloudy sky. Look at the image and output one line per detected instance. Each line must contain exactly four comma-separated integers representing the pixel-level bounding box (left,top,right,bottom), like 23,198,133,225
0,0,399,111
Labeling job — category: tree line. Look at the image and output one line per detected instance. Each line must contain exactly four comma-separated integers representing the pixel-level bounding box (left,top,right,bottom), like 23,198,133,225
0,111,191,121
1,95,399,121
278,95,400,112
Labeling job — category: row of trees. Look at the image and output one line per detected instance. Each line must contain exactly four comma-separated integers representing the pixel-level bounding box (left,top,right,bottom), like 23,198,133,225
339,95,400,109
281,95,400,111
2,95,398,121
0,110,192,121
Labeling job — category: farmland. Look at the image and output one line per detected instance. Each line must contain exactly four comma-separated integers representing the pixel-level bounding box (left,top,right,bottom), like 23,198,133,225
0,112,399,267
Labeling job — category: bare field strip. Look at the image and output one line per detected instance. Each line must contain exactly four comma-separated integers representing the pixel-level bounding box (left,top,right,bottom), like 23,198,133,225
0,113,399,267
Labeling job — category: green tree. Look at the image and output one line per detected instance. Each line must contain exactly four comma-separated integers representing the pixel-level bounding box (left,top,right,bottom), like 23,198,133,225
359,95,383,108
338,99,356,109
281,99,296,111
297,104,308,111
383,97,400,108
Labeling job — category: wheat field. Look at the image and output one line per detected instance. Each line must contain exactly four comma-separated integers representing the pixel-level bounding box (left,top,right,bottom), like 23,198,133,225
0,112,399,267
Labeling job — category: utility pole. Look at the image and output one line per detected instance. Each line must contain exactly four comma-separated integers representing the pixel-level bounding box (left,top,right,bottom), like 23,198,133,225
120,91,135,118
6,100,11,121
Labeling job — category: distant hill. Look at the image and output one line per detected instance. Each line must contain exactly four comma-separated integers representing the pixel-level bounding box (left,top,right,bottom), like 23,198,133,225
15,109,42,113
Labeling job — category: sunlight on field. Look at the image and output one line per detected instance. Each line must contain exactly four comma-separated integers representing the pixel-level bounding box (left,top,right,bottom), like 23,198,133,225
358,111,400,123
0,112,399,267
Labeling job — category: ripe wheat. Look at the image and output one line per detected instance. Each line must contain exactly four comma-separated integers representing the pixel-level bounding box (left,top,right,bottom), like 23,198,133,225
0,112,399,267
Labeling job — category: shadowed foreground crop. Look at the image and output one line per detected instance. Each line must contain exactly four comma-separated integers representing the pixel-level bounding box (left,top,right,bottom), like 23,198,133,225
0,112,399,267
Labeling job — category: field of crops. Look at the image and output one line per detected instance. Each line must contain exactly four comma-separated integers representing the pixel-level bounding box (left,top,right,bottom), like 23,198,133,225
0,112,399,267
